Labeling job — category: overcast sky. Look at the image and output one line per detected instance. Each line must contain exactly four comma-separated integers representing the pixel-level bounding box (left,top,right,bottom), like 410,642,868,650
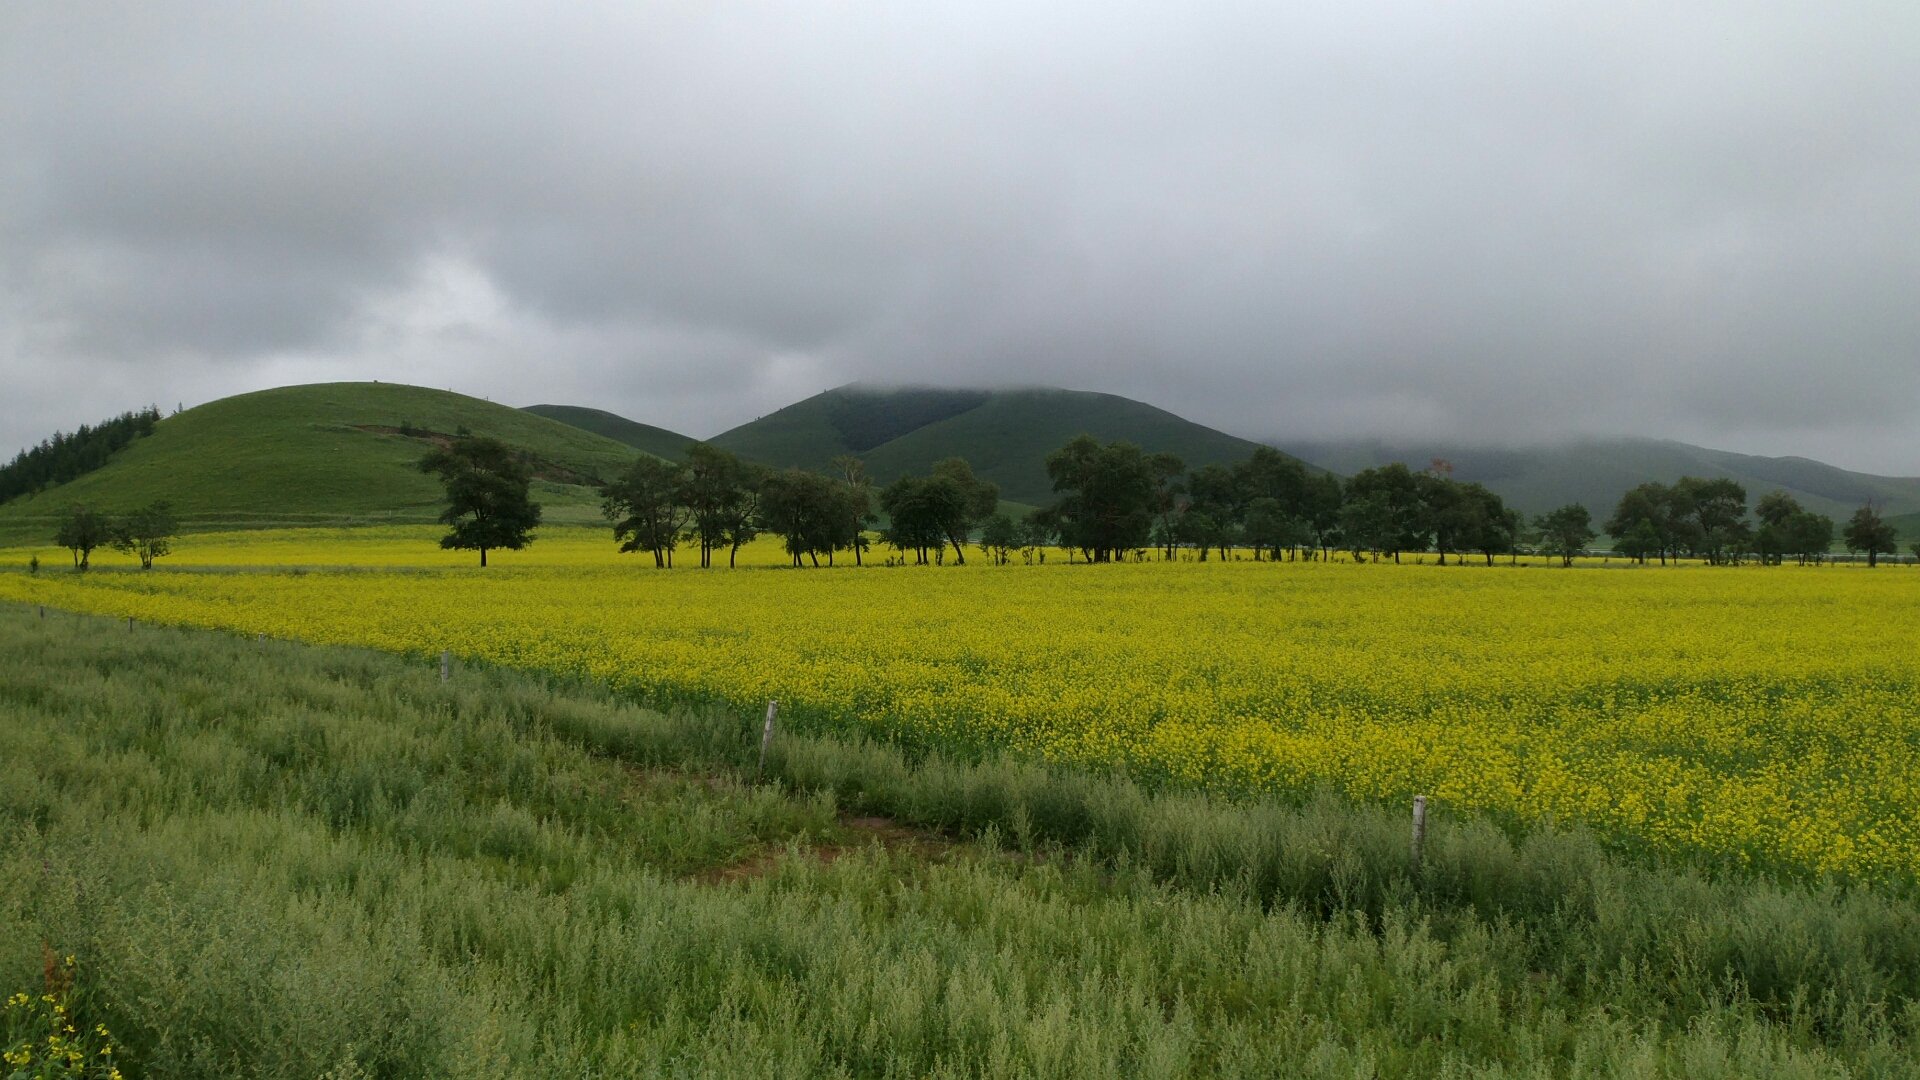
4,3,1919,472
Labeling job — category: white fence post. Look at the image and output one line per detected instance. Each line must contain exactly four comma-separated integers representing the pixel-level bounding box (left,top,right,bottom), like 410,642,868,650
1411,795,1429,872
758,700,779,774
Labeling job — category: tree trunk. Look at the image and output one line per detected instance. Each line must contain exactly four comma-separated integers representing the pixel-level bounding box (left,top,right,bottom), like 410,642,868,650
480,547,488,567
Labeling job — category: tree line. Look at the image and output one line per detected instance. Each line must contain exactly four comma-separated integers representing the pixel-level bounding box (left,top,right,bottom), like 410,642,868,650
0,407,160,505
418,432,1914,569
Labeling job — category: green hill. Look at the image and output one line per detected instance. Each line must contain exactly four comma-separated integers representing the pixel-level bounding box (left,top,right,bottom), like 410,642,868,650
1276,436,1920,523
0,382,643,541
1889,511,1920,544
520,404,696,461
710,384,1287,504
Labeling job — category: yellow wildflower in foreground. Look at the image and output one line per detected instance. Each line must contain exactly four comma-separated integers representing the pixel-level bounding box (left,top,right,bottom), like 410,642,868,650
4,529,1919,881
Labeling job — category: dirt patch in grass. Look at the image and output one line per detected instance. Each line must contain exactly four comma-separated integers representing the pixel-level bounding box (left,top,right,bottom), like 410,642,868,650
694,812,956,885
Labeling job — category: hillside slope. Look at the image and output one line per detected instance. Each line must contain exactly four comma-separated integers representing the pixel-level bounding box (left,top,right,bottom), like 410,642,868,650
1276,436,1920,523
712,384,1286,504
520,404,696,461
0,382,642,541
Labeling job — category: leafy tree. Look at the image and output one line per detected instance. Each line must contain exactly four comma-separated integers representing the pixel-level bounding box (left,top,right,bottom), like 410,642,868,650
1043,436,1158,562
1786,511,1835,565
54,505,114,570
1241,497,1304,561
1753,492,1798,566
1614,518,1663,564
601,456,687,568
715,460,769,568
976,513,1018,565
1535,504,1594,567
1671,477,1749,565
1417,473,1496,566
678,443,756,569
1606,482,1680,565
759,468,840,567
1338,490,1396,561
1455,483,1514,566
1178,509,1228,560
1147,452,1186,560
879,476,945,565
830,455,876,567
1016,512,1055,563
112,501,177,569
1344,464,1427,562
1182,463,1240,560
926,458,999,565
419,436,542,566
1909,541,1920,565
1752,492,1831,566
1843,503,1899,567
1300,472,1344,559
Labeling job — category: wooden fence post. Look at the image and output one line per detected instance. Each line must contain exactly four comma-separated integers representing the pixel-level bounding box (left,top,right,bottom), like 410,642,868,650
1411,795,1428,873
758,700,779,774
440,650,451,683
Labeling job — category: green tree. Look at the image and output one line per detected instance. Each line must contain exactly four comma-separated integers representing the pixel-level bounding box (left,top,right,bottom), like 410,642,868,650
1339,490,1395,562
601,456,687,568
1787,512,1835,565
1016,512,1055,563
1843,503,1898,567
1457,483,1514,566
1344,464,1427,562
976,512,1018,565
1147,452,1186,560
1043,436,1158,562
926,458,999,565
1241,496,1304,561
1606,482,1679,565
1300,472,1344,560
1185,463,1240,560
53,504,113,570
111,500,177,570
1614,518,1663,564
1752,492,1832,567
419,436,542,566
879,476,944,564
1535,504,1594,567
678,443,756,569
830,455,876,567
759,468,840,567
1672,477,1749,565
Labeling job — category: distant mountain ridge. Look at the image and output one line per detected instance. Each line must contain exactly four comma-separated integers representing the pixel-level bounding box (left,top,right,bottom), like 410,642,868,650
1272,436,1920,523
521,404,696,462
705,384,1287,505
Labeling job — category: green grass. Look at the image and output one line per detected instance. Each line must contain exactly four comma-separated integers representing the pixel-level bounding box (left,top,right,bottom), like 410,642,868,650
0,383,646,543
520,404,697,461
3,604,1919,1077
711,385,1295,504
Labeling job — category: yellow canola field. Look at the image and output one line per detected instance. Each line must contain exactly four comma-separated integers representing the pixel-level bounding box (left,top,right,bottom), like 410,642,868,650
4,526,1919,881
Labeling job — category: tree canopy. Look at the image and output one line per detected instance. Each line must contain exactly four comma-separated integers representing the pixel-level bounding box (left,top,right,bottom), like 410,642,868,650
419,436,542,566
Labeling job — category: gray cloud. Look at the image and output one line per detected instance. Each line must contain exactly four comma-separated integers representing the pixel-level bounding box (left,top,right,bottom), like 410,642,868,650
4,2,1919,472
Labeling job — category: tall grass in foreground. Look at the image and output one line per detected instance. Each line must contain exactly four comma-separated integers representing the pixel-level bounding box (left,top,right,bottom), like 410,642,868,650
1,605,1916,1077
